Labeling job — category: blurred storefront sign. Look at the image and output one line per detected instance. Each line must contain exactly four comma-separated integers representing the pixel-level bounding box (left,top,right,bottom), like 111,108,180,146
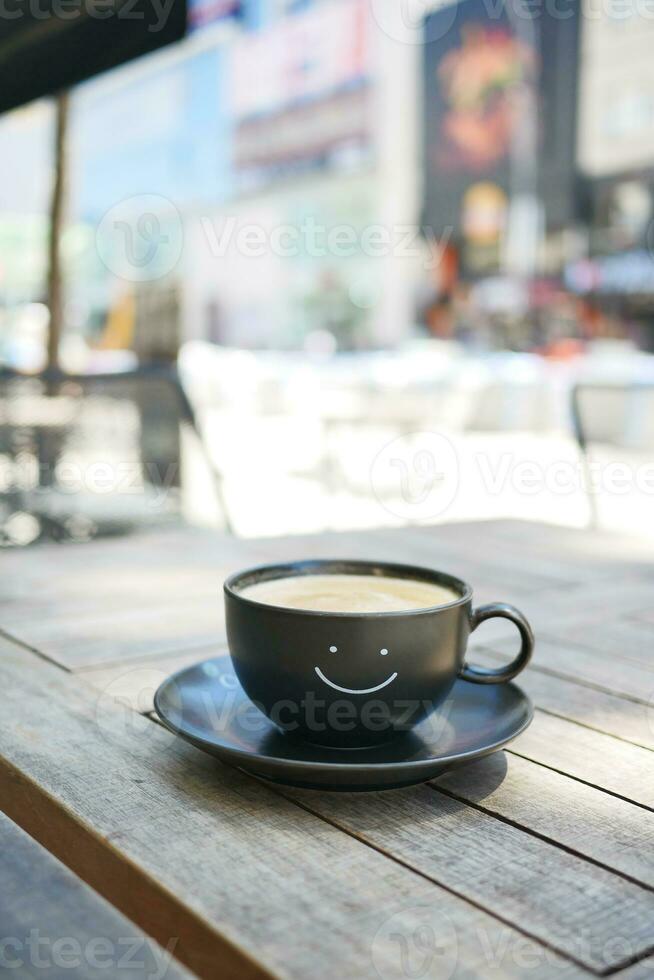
230,0,371,189
585,174,654,256
422,0,581,276
460,182,507,273
471,275,528,315
609,181,653,241
462,183,508,245
231,0,367,115
565,250,654,298
233,86,370,190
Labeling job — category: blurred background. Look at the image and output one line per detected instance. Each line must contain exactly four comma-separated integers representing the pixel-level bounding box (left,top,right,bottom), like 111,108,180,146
1,0,654,544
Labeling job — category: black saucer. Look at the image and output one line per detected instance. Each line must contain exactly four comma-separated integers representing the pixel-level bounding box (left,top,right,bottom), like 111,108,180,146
154,655,533,791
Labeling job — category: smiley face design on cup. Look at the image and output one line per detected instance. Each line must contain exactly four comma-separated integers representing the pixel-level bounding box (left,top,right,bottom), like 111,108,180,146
225,560,534,749
314,643,398,695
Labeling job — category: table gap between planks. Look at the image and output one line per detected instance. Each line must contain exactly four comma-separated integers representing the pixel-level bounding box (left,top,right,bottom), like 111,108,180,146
1,520,653,980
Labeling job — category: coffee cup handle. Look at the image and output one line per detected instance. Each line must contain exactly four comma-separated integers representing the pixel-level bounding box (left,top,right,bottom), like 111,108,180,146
459,603,534,684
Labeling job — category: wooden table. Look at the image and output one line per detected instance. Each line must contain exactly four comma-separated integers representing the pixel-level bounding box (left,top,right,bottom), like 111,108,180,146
1,519,653,979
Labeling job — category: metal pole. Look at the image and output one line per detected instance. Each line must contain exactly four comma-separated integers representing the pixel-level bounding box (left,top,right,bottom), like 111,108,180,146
46,90,69,372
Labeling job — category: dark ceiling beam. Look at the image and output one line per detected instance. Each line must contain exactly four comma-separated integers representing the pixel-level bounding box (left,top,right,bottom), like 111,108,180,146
0,0,187,113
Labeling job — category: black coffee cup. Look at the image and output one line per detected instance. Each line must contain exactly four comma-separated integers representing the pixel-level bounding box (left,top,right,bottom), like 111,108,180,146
224,559,534,749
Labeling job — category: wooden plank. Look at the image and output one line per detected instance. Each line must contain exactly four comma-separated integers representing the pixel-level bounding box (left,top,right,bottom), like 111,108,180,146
559,620,654,669
472,652,654,752
479,638,654,706
387,521,653,592
271,524,575,597
77,646,228,714
0,526,272,626
470,580,654,659
0,637,585,980
2,594,227,670
0,526,217,602
385,524,598,590
0,811,191,979
471,520,654,570
0,532,274,670
435,752,654,888
508,711,654,810
285,780,654,974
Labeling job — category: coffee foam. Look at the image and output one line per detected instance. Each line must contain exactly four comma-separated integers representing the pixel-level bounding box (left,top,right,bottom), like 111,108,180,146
240,573,458,613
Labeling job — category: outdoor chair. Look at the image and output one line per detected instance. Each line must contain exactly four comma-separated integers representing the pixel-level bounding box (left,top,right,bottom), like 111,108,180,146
0,365,232,546
571,382,654,530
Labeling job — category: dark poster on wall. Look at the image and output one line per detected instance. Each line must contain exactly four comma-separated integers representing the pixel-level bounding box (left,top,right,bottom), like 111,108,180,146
422,0,580,247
